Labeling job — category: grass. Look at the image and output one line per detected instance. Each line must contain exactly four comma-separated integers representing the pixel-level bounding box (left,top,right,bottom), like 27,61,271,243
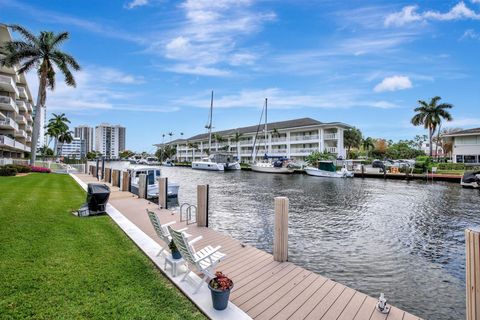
0,173,206,320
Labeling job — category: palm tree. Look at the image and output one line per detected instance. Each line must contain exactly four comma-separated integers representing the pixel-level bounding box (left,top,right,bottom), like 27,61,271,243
231,131,243,161
411,96,453,156
212,133,225,151
57,130,73,156
0,25,80,164
168,132,174,142
187,141,198,161
46,113,70,155
361,137,375,157
343,127,362,159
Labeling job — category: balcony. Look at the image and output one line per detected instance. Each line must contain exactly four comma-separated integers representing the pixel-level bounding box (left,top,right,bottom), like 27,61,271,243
324,133,338,140
326,147,338,153
271,138,287,144
26,103,33,112
270,149,288,155
240,140,253,146
0,111,5,120
17,86,29,100
0,135,15,147
0,74,19,96
0,95,19,113
0,117,19,131
26,125,32,133
16,100,27,112
26,113,33,123
290,135,319,141
291,147,318,154
16,114,27,125
14,129,27,139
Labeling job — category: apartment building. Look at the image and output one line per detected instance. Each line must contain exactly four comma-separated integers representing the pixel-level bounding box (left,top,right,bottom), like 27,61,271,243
443,128,480,164
157,118,351,163
95,123,126,159
74,125,94,153
0,25,34,162
57,137,85,159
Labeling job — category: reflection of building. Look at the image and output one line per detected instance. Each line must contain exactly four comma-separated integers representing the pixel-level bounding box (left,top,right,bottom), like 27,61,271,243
74,125,94,153
95,123,126,159
57,137,85,159
443,128,480,164
0,24,34,162
156,118,351,163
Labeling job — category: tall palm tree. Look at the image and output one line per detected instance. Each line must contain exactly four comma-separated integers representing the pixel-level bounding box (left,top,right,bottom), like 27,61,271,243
187,141,198,161
46,113,70,155
361,137,375,157
0,25,80,164
411,96,453,156
231,131,243,161
57,130,73,156
168,132,174,142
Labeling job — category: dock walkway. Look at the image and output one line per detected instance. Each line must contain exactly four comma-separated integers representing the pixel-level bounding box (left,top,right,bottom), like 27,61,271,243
73,173,421,320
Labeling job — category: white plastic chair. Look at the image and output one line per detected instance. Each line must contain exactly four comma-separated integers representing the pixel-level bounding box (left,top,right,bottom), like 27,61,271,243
168,226,226,293
146,209,187,257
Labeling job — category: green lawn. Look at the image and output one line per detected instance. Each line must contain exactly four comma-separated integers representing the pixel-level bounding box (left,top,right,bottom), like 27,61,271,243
0,174,206,319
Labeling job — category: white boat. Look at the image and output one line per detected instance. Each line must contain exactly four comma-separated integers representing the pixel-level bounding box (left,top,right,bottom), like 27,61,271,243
251,98,294,174
461,171,480,188
162,160,175,167
146,156,160,165
129,166,180,198
191,90,240,172
305,161,354,178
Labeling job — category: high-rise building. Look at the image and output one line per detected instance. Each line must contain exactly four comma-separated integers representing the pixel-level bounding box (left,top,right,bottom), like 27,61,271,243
0,24,34,163
95,123,126,159
74,125,94,153
57,137,85,159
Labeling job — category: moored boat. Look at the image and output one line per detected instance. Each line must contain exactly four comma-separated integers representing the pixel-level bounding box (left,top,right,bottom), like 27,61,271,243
251,157,294,174
129,166,180,198
461,170,480,188
305,161,354,178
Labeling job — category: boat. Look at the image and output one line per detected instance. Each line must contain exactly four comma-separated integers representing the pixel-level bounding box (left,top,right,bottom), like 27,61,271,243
305,161,354,178
461,170,480,188
162,159,175,167
191,90,240,171
129,166,180,198
251,98,294,174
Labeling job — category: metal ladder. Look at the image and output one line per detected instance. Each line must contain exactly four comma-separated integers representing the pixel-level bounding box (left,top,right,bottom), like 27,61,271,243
180,203,197,225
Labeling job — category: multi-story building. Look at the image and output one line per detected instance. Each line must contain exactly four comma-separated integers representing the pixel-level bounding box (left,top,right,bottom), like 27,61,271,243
0,24,34,163
95,123,126,159
443,128,480,164
57,137,85,159
157,118,351,163
74,125,94,153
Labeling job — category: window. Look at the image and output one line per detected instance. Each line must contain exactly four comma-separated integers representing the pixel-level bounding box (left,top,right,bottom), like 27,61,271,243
456,155,464,163
464,155,477,164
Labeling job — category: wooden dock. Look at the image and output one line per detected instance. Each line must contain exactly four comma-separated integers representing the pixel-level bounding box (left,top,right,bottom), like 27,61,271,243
74,172,421,320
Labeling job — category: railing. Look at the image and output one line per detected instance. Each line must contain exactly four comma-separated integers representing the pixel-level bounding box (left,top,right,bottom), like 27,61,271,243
17,86,28,98
180,203,197,225
16,114,26,124
16,100,27,112
0,135,15,147
0,74,15,87
271,138,287,143
0,117,19,131
15,129,27,139
323,133,337,140
240,140,253,146
270,149,288,154
26,103,33,112
290,148,318,154
326,147,338,153
0,95,19,113
290,135,319,141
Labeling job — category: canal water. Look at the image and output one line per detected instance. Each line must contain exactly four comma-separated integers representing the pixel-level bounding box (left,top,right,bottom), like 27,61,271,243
161,166,478,319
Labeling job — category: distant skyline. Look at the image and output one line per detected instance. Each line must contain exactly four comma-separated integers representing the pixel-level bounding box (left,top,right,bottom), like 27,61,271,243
1,0,479,152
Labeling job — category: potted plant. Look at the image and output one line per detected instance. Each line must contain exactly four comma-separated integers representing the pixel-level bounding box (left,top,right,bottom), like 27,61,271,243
208,271,233,310
168,240,182,259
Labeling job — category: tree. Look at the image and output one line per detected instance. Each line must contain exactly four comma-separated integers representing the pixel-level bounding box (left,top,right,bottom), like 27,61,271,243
38,145,53,158
155,145,176,161
306,151,334,166
46,113,70,155
343,127,362,159
86,151,98,160
411,96,453,156
231,131,243,161
168,132,174,142
187,142,198,161
413,134,428,150
0,25,80,165
57,130,73,156
119,150,135,159
361,137,375,157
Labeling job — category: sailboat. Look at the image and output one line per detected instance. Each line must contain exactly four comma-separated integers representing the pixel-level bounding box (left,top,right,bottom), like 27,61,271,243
191,91,241,171
250,98,294,174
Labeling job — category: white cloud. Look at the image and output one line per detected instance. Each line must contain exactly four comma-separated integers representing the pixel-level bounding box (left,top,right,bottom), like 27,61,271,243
385,2,480,27
155,0,275,76
125,0,149,9
374,76,412,92
460,28,480,40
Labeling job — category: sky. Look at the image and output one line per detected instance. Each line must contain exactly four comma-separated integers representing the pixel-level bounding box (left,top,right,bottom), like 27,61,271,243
1,0,479,152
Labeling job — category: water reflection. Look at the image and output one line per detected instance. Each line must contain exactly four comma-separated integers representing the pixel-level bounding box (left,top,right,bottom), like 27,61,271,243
161,166,479,320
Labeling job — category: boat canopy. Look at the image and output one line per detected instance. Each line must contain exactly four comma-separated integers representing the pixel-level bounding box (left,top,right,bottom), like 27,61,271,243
263,154,289,160
318,162,336,172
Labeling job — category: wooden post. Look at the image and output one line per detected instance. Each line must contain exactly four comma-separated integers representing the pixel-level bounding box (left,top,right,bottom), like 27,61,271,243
361,164,365,178
158,177,168,209
121,171,130,191
105,168,111,183
197,185,209,227
138,174,147,199
466,228,480,320
111,170,119,187
274,197,289,262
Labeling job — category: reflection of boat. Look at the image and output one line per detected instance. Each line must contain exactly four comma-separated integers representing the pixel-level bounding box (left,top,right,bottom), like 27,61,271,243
251,98,294,174
191,90,240,171
305,161,354,178
129,166,179,198
461,171,480,188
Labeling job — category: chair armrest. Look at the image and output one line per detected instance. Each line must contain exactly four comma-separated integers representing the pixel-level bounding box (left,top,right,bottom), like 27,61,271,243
188,236,203,245
177,227,188,232
162,221,177,227
193,246,222,263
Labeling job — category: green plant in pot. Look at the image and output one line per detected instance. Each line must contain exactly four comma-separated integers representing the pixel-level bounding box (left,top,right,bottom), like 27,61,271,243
168,240,182,260
208,271,233,310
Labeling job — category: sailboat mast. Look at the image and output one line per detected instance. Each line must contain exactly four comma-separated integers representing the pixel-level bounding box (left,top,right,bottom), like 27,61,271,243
208,90,213,150
264,98,268,153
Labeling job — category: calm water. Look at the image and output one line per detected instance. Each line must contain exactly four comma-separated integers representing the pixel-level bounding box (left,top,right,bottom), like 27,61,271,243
161,166,478,320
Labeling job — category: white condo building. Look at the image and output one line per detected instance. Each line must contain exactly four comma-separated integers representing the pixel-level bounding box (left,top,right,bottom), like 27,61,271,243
157,118,351,163
443,128,480,164
95,123,126,159
74,125,94,153
0,24,34,162
57,137,85,159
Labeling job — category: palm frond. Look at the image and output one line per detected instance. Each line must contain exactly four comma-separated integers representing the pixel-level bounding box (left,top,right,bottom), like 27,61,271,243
17,57,39,74
9,24,39,45
51,32,69,47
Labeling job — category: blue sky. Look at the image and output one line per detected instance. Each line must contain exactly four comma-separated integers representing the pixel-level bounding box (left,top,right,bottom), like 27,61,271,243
1,0,480,152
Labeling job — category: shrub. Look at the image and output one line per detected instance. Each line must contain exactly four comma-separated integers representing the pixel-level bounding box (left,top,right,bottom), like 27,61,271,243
30,166,51,173
415,156,432,171
435,163,465,171
0,165,17,176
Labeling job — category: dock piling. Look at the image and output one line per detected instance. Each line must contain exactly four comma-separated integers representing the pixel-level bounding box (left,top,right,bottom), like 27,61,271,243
274,197,289,262
466,228,480,320
158,177,168,209
121,171,130,191
138,174,147,199
197,185,209,227
105,168,111,183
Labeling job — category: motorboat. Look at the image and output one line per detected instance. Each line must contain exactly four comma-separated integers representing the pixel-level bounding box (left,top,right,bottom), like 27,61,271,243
191,90,240,172
461,171,480,188
251,156,294,174
162,159,175,167
129,166,180,198
146,156,160,165
305,161,354,178
192,153,241,171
